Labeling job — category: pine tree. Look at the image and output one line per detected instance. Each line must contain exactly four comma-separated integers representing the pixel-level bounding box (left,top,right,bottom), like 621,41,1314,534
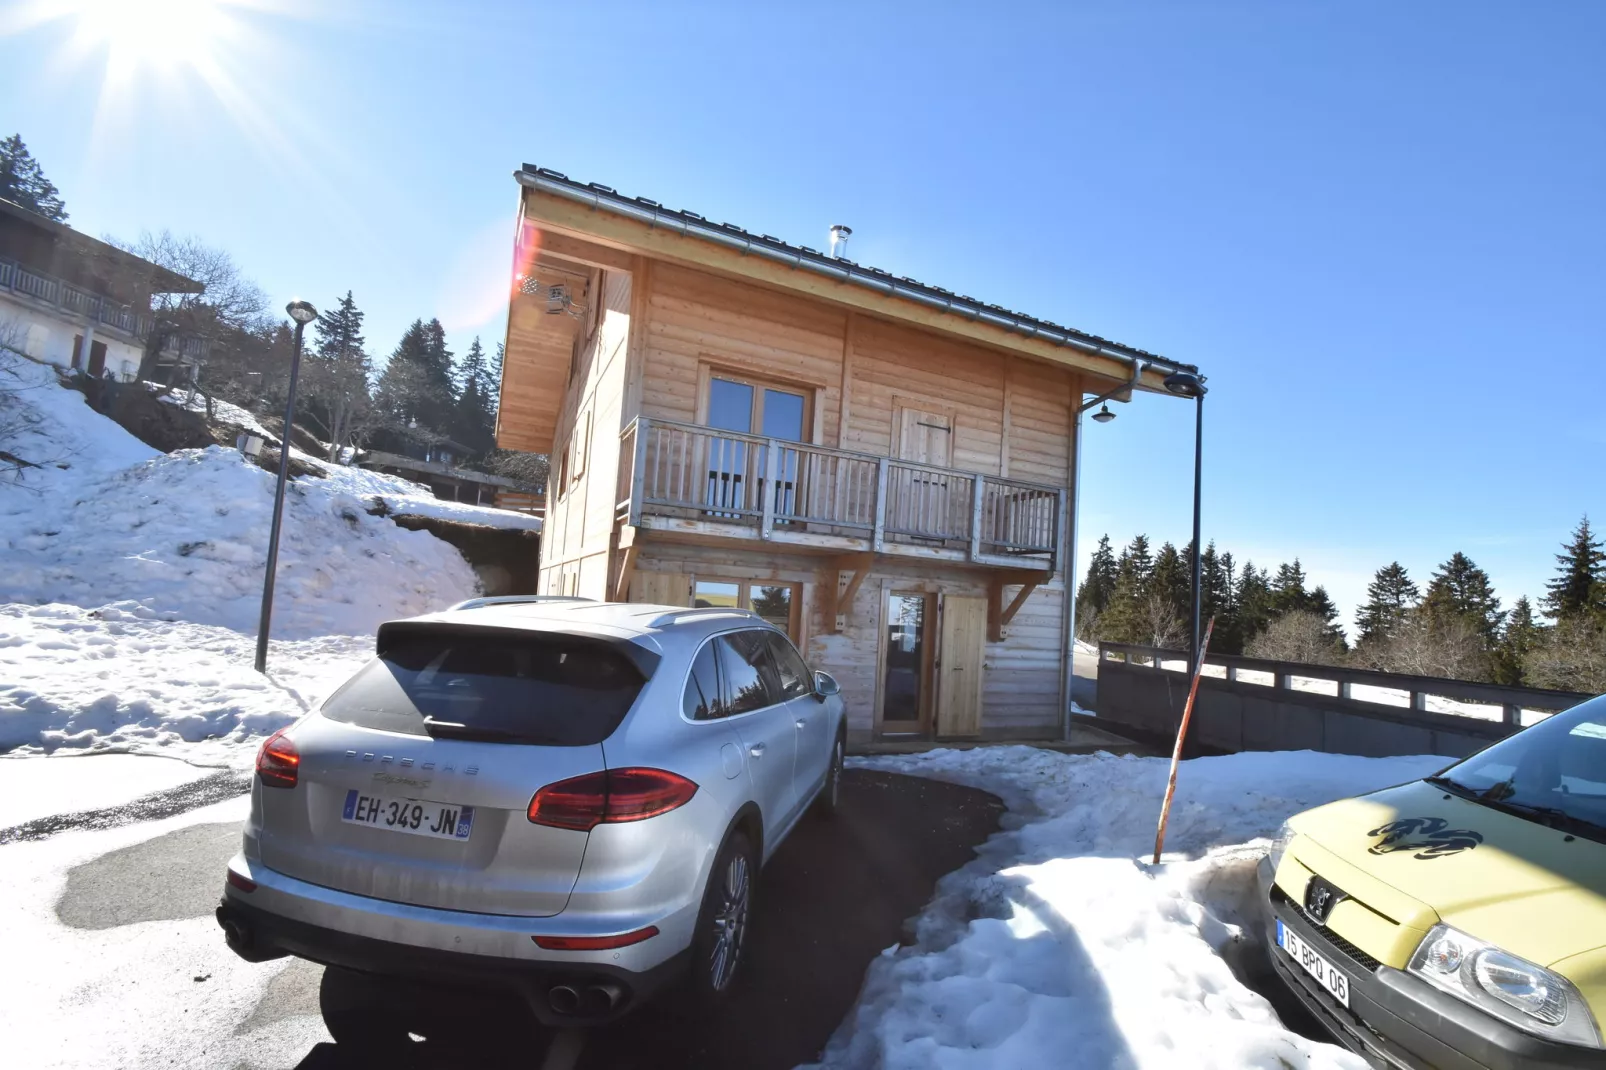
0,134,67,221
1151,542,1191,625
1075,535,1119,624
1544,517,1606,623
302,291,375,460
450,337,496,454
1492,596,1542,686
488,342,505,417
1356,562,1420,643
1270,560,1310,616
1200,542,1233,628
1097,535,1157,643
1422,552,1506,645
1233,561,1274,648
1307,585,1348,649
375,318,457,441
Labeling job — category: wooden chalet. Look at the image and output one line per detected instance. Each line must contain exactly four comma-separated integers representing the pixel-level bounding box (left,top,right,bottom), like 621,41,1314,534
496,166,1200,742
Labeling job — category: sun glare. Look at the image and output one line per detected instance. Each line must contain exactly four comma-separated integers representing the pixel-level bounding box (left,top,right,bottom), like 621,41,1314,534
71,0,228,74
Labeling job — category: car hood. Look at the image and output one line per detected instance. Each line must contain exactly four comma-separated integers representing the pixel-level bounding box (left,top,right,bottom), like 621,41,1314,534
1291,779,1606,968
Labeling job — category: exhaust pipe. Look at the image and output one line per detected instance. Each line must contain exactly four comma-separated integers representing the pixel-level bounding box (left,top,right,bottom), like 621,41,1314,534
580,983,623,1016
218,913,250,950
547,985,580,1016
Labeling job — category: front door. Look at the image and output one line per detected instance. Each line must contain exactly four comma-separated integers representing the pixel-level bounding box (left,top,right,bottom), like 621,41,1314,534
936,595,986,738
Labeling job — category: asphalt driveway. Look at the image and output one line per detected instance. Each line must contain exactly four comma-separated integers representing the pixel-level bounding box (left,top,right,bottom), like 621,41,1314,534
53,767,1004,1069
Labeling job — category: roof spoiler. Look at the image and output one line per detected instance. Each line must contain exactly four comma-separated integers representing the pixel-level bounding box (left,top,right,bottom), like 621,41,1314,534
375,618,660,680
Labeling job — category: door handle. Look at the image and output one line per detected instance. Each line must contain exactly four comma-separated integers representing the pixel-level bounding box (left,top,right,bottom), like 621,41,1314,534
795,718,807,729
749,743,766,758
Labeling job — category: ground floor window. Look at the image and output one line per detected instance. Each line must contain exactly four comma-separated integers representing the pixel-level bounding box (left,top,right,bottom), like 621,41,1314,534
882,591,933,732
692,578,799,638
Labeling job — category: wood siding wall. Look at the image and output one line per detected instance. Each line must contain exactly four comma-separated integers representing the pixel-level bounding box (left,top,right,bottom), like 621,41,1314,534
541,270,633,599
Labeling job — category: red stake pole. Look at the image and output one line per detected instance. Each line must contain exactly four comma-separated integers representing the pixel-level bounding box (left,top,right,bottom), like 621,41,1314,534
1152,616,1216,865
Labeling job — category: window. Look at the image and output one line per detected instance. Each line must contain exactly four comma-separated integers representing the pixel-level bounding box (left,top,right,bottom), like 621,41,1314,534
321,632,646,747
716,631,780,715
706,375,809,443
682,640,722,720
692,578,799,638
764,632,813,699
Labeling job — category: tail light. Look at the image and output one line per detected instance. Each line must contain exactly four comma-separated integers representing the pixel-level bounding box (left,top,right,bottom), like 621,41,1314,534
528,768,697,831
256,728,300,789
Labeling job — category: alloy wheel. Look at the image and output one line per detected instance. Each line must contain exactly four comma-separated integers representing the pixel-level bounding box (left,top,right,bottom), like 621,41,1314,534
707,851,751,992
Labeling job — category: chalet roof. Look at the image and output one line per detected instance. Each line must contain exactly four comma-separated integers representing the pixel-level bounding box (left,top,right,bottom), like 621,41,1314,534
0,197,204,299
515,166,1196,376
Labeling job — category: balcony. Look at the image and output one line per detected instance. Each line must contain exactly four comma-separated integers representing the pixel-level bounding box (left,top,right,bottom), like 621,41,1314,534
617,416,1064,571
0,256,204,361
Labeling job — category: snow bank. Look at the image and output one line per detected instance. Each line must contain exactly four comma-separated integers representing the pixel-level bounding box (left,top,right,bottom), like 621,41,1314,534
0,752,212,827
815,746,1446,1070
0,354,483,637
0,604,371,759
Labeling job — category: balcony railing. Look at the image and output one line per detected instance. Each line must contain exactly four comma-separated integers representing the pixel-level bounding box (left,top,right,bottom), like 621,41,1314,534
0,256,153,339
618,416,1064,568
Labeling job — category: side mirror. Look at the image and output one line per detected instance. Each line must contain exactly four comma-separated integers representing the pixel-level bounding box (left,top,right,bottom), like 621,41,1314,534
813,670,841,699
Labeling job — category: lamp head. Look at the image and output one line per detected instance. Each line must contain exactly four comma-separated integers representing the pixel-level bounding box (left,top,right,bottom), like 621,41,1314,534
1162,370,1207,398
286,300,318,325
1091,403,1116,424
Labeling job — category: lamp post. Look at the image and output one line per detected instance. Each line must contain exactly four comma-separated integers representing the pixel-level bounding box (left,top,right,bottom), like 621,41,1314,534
254,299,319,674
1162,370,1208,669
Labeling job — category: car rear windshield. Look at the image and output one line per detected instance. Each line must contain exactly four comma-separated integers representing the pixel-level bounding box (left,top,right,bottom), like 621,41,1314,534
1432,695,1606,844
320,632,646,746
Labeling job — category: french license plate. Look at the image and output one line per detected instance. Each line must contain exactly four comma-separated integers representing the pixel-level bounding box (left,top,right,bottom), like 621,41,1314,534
1278,919,1350,1007
342,789,474,841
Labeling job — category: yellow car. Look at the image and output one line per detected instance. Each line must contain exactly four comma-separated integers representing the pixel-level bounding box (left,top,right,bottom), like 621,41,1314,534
1260,693,1606,1069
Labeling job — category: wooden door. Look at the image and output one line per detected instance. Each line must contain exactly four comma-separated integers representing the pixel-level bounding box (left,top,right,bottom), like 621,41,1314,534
894,407,958,538
936,595,986,738
629,571,691,606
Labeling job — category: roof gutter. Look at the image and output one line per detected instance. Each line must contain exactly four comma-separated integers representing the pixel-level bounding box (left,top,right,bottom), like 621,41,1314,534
514,168,1196,379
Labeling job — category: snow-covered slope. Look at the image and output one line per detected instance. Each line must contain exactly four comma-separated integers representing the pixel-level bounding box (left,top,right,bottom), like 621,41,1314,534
0,354,481,637
818,746,1446,1070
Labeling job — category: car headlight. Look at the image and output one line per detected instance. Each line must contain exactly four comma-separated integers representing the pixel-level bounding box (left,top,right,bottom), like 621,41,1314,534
1266,821,1296,875
1408,925,1602,1048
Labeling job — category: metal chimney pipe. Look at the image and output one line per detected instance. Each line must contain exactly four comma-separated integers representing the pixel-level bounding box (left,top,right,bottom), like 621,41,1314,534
828,224,852,259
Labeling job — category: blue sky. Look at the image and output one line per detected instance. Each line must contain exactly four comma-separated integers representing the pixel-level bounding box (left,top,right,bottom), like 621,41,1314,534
3,0,1601,633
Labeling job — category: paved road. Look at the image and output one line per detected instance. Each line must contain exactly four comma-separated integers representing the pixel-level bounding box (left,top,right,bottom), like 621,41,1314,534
54,768,1003,1069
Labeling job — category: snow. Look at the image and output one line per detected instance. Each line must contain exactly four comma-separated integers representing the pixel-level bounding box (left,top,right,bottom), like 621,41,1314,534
157,387,272,438
0,604,371,759
0,353,484,638
0,752,211,827
813,746,1448,1070
157,380,541,532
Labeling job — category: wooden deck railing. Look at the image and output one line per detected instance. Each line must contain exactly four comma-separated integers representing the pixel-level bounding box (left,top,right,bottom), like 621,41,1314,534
618,416,1064,566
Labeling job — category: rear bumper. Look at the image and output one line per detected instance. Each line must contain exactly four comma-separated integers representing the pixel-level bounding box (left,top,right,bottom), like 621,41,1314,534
218,854,692,1025
1257,857,1606,1070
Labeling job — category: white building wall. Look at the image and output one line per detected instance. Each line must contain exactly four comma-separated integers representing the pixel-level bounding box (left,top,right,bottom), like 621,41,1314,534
0,292,145,380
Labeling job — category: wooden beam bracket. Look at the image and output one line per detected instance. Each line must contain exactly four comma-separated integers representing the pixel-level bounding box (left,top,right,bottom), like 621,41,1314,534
988,577,1041,642
826,552,875,633
612,527,640,602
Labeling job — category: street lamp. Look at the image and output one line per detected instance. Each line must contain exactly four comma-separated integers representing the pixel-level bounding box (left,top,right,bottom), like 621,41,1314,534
1162,370,1208,670
254,299,318,674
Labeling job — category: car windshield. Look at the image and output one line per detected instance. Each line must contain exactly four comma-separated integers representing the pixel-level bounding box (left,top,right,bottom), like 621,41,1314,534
321,631,646,746
1430,695,1606,842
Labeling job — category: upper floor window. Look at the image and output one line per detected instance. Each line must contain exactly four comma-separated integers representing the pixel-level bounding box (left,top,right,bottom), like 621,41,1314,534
707,374,809,443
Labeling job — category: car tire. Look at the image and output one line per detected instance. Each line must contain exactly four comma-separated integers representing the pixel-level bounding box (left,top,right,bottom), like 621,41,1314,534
811,733,845,818
688,828,756,1009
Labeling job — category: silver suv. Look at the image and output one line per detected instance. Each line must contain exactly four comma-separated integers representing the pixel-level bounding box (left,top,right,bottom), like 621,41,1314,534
216,597,846,1034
